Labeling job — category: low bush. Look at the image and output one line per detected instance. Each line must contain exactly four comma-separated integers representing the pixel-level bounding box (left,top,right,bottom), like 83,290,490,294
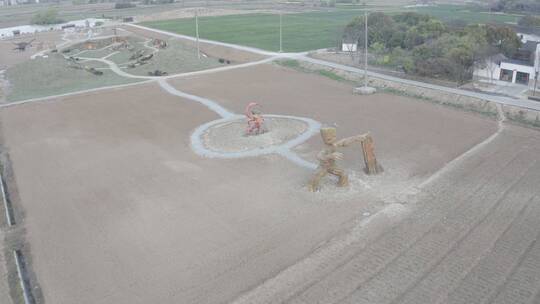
114,2,135,9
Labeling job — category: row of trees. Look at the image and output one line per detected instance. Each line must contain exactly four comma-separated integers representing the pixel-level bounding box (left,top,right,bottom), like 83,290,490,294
343,12,522,84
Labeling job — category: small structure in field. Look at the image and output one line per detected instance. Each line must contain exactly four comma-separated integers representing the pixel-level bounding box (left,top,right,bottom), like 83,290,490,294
342,41,357,52
308,126,382,192
353,86,377,95
244,102,267,136
153,39,167,49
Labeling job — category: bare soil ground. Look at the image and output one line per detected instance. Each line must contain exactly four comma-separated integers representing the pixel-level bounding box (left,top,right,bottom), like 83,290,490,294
0,58,502,304
0,82,380,304
134,7,260,23
169,63,497,179
1,9,538,302
268,124,540,304
0,31,64,70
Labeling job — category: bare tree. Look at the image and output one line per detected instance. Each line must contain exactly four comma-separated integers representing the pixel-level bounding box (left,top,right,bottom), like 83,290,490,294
344,40,359,63
485,57,499,83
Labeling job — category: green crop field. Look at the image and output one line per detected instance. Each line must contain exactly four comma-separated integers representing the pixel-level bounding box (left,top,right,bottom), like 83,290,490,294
141,6,521,53
142,11,362,52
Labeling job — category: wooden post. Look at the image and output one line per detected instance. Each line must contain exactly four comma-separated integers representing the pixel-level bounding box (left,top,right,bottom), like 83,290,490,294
361,134,383,175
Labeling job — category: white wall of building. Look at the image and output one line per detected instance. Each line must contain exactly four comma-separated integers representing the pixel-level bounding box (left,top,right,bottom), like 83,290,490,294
342,43,357,52
499,62,535,84
474,59,502,82
0,18,105,38
500,62,535,75
519,33,540,43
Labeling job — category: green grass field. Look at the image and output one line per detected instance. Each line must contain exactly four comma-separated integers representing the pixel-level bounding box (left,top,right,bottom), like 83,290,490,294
5,54,141,102
142,11,358,52
141,5,521,52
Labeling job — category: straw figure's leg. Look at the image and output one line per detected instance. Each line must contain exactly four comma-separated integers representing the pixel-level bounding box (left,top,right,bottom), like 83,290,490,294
329,166,349,187
308,167,329,192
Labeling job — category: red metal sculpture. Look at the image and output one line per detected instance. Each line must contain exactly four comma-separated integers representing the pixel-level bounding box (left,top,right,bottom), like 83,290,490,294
245,102,267,136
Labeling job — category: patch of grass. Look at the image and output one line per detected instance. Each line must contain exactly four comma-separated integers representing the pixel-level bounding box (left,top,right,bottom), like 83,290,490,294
5,54,141,102
76,48,115,59
276,59,350,83
506,111,540,128
141,11,365,52
124,39,223,76
317,69,348,82
278,59,301,69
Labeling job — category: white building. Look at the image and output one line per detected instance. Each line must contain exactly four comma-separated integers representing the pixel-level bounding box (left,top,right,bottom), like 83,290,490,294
475,41,540,86
341,41,357,52
499,59,536,84
519,33,540,44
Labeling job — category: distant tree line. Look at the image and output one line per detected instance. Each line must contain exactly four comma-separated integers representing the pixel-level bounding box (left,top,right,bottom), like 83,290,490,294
343,12,522,84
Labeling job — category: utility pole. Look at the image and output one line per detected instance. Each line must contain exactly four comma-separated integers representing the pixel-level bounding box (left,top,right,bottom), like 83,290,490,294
534,72,538,96
535,50,540,95
364,11,368,88
195,9,200,59
279,11,283,53
353,10,376,95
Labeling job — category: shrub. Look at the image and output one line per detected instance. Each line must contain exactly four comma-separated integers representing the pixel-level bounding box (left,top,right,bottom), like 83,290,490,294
278,59,300,68
114,2,135,9
518,15,540,27
31,9,64,25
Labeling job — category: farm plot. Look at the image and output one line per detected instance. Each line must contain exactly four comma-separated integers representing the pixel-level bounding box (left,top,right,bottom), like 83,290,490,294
0,59,502,304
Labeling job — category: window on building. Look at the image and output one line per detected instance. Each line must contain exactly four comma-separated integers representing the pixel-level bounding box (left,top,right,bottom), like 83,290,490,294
500,69,513,82
516,71,530,84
